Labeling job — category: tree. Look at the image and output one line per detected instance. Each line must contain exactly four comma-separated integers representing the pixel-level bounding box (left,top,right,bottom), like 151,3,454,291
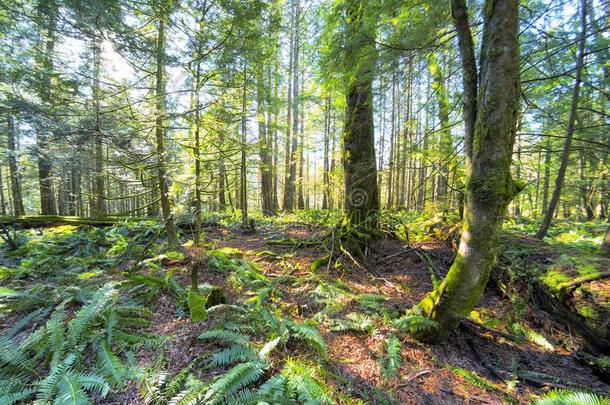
342,0,380,237
414,0,522,342
536,0,588,239
153,0,180,248
6,113,25,216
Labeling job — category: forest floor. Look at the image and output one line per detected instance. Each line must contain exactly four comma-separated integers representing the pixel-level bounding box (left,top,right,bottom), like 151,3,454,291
0,214,608,404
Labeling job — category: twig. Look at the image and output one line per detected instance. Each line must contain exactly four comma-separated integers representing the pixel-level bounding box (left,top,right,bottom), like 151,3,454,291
378,246,415,264
398,369,431,386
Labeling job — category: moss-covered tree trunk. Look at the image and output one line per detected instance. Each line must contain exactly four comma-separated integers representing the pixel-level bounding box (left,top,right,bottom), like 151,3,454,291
342,0,379,235
415,0,522,342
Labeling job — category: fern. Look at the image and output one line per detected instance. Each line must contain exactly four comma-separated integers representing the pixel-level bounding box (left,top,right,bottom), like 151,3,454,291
381,335,401,379
328,312,377,334
0,388,37,405
393,315,438,335
281,359,333,404
208,346,257,368
534,389,608,405
66,283,117,348
202,360,267,404
35,353,77,404
287,322,327,355
198,328,250,345
96,342,127,386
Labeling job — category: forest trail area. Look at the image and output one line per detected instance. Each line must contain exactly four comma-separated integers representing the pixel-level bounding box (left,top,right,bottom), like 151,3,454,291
1,215,608,404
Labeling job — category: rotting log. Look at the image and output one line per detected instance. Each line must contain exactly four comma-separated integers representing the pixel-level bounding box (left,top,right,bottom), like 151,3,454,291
0,215,144,227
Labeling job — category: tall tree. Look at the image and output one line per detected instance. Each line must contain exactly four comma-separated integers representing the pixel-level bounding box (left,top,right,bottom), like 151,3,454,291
6,113,25,215
414,0,522,342
153,0,180,248
35,0,58,215
342,0,380,238
536,0,588,239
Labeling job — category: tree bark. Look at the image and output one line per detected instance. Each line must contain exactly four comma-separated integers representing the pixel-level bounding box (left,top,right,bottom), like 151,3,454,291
282,0,299,212
602,227,610,257
7,114,25,216
257,72,274,216
240,63,249,229
416,0,522,342
536,0,588,239
342,0,379,234
154,10,179,248
92,41,106,217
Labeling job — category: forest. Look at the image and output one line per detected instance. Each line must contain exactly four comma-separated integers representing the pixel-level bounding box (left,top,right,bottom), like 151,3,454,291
0,0,609,403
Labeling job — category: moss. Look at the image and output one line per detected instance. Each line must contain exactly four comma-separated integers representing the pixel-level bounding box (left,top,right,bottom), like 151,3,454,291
188,287,208,322
541,270,570,291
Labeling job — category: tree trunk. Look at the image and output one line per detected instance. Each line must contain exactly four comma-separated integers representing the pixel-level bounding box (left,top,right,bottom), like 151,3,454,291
257,72,274,216
240,64,249,228
7,114,25,216
154,11,179,248
193,59,203,246
536,0,588,239
92,41,106,217
322,96,331,210
282,0,299,212
602,227,610,257
416,0,522,342
342,0,379,234
35,0,58,216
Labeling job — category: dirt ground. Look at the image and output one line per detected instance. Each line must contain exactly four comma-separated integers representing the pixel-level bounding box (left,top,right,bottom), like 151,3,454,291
132,223,609,404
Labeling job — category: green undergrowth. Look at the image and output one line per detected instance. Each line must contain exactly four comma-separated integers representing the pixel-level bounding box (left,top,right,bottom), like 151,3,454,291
1,216,607,404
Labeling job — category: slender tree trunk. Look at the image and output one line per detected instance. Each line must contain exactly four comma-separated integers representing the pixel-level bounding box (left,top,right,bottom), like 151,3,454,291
36,0,57,216
386,72,396,209
416,0,522,342
7,114,25,215
0,165,6,215
154,12,179,248
536,0,588,239
193,60,203,246
297,69,305,210
602,227,610,257
282,0,298,211
92,41,106,217
240,63,249,228
322,96,331,210
257,72,274,216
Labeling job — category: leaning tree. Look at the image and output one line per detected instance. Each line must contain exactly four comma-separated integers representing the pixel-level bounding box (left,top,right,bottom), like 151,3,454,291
413,0,523,342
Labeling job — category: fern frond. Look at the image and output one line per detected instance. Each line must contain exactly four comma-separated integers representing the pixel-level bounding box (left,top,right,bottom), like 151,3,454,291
35,353,76,404
203,361,266,404
381,335,401,379
282,359,333,404
96,342,126,386
393,315,438,335
66,283,117,348
287,322,327,355
0,388,36,405
198,329,250,345
208,346,257,368
328,312,376,334
534,389,607,405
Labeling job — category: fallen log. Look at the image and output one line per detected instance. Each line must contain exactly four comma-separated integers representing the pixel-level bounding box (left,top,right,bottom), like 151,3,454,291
0,215,150,227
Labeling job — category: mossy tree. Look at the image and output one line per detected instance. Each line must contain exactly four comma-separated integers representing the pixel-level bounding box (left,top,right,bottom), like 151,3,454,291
341,0,380,244
414,0,523,342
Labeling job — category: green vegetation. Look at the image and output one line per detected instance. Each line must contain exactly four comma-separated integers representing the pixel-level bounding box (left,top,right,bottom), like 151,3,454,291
0,0,608,402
